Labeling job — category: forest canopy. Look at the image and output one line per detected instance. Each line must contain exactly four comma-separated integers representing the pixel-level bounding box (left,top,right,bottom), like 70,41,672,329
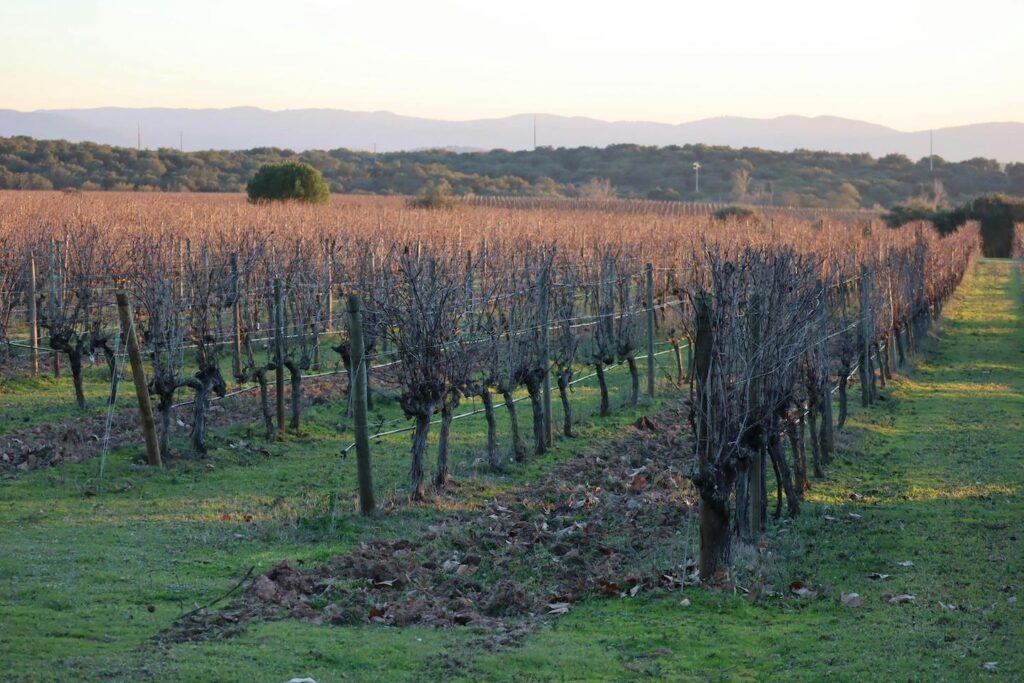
1,135,1022,210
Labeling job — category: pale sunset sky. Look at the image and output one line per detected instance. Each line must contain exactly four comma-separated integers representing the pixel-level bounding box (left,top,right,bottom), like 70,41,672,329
0,0,1021,130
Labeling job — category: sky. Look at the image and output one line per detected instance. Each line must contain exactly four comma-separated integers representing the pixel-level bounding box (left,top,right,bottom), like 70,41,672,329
0,0,1021,131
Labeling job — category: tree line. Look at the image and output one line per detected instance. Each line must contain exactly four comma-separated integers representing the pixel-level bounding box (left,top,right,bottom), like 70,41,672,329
1,135,1022,209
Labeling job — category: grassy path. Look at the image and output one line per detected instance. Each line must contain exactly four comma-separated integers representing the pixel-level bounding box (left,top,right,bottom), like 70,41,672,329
460,258,1024,681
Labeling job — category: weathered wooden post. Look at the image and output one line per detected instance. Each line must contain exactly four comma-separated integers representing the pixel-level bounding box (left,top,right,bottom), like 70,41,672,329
645,262,655,399
540,264,553,447
324,240,335,328
273,277,286,433
28,253,38,375
347,294,375,515
115,291,162,467
858,266,871,407
230,253,242,382
818,282,835,464
48,240,60,378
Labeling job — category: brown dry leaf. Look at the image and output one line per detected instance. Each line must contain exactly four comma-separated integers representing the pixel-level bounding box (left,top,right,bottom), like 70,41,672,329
599,581,621,597
868,573,891,581
898,560,915,567
885,593,916,604
841,592,861,607
790,581,817,598
982,662,998,673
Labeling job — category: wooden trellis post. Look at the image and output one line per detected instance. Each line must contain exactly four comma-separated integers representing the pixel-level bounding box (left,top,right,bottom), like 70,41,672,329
818,281,836,463
858,266,871,407
274,277,286,433
347,294,375,515
540,265,553,447
28,253,38,375
115,291,162,468
645,262,655,398
230,253,242,382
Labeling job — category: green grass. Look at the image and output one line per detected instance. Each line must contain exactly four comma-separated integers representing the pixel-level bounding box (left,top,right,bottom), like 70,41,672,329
2,261,1023,681
0,343,682,681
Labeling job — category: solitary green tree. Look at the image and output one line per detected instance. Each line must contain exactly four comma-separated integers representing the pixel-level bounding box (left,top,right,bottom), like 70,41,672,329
246,162,330,203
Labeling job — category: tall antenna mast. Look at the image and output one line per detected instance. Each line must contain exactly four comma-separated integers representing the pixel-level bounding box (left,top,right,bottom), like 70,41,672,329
137,123,141,151
533,115,537,150
929,130,934,173
179,130,183,152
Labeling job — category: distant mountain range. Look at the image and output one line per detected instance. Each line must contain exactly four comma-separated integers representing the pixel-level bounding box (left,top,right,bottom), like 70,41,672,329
1,107,1022,163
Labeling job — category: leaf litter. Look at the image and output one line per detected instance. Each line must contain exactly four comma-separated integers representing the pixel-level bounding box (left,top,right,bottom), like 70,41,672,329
159,404,700,645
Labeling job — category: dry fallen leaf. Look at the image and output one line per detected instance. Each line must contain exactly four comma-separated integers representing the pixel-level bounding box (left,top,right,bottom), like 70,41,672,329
679,598,691,608
938,601,959,611
884,593,916,604
868,573,891,581
841,592,861,607
898,560,915,567
789,582,817,598
982,662,998,673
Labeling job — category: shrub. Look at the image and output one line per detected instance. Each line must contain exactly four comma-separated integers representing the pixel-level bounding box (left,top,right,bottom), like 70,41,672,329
714,205,760,222
885,194,1024,256
246,162,330,204
408,180,457,209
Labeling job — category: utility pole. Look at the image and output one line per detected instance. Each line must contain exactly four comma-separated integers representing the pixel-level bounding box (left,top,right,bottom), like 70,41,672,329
137,123,141,151
929,130,934,173
179,131,184,152
533,115,537,150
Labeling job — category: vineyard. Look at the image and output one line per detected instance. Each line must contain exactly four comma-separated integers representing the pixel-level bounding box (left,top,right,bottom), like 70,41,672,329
2,190,1019,680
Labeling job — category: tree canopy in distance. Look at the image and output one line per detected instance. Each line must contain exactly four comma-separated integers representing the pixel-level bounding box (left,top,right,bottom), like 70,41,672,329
246,161,330,203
